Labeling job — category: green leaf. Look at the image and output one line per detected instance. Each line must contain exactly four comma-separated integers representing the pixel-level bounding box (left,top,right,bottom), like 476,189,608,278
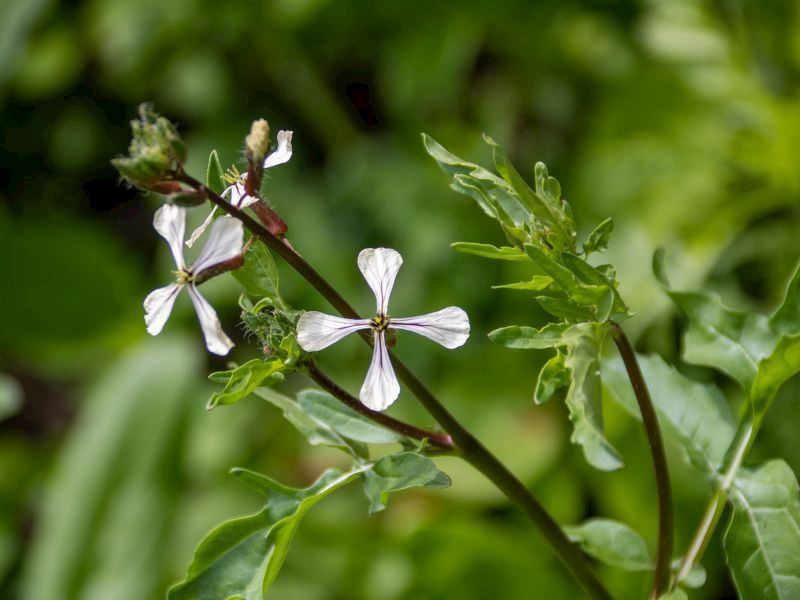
603,353,735,476
0,374,22,422
362,452,451,514
534,351,569,405
20,337,199,600
483,135,576,250
421,134,530,231
536,296,598,321
750,334,800,414
492,322,622,470
168,467,366,600
489,322,576,349
583,217,614,256
564,518,652,571
493,276,553,291
723,460,800,600
526,244,615,319
254,387,366,457
451,242,529,262
770,262,800,336
206,149,225,195
654,249,777,391
232,243,282,304
207,359,288,409
297,389,405,445
562,326,623,470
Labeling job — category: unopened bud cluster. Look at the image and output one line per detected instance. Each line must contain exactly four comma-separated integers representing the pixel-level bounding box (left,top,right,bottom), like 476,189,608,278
112,104,187,190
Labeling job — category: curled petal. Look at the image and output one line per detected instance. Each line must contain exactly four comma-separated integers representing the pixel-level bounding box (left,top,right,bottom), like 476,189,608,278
391,306,470,349
185,206,218,248
360,331,400,411
187,284,234,355
144,283,182,335
153,204,186,268
192,216,244,273
263,130,293,169
296,312,372,351
357,248,403,314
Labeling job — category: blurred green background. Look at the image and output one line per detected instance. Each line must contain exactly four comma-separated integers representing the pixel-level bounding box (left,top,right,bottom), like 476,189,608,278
1,0,799,598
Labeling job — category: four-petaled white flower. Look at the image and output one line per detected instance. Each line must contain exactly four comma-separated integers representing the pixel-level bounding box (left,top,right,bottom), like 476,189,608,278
186,130,293,247
144,204,244,355
297,248,470,411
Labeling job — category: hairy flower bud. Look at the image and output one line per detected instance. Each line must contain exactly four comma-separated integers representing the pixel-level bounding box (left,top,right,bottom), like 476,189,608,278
111,104,187,190
245,119,270,165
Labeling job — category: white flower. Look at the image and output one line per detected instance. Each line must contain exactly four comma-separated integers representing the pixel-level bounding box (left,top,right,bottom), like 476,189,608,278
144,204,244,355
296,248,470,410
186,130,293,247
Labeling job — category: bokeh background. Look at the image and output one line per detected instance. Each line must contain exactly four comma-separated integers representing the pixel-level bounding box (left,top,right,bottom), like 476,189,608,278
2,0,800,598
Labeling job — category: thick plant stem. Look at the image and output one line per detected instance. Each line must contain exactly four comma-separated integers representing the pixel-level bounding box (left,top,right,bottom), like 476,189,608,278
610,323,673,599
674,415,755,587
305,362,454,450
180,172,613,600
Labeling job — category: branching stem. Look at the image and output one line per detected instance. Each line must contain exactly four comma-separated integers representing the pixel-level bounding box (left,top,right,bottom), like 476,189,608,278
178,171,613,600
610,323,673,599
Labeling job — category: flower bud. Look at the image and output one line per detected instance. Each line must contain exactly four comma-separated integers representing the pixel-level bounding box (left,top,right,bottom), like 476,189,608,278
245,119,270,165
111,104,187,190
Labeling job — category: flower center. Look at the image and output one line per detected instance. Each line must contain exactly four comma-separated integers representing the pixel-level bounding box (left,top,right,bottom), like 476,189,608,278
174,269,193,284
372,314,390,331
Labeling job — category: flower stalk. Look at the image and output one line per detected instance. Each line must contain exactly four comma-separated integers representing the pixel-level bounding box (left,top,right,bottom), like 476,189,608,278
176,169,614,600
609,322,673,599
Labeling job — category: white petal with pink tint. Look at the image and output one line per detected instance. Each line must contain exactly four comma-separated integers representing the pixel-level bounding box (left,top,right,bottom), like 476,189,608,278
192,216,244,273
391,306,470,349
359,331,400,411
263,130,293,169
357,248,403,314
296,312,372,351
153,204,186,268
144,283,182,335
187,284,234,355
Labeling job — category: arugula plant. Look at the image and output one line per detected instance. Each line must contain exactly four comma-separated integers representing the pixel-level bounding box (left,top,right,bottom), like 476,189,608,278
112,106,800,599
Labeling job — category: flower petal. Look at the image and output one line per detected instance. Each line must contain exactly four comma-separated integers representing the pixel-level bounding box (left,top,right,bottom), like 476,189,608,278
144,283,182,335
192,216,244,273
228,180,249,208
391,306,470,349
296,311,372,351
357,248,403,314
360,331,400,411
263,130,293,169
187,284,234,355
185,206,218,248
153,204,186,268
